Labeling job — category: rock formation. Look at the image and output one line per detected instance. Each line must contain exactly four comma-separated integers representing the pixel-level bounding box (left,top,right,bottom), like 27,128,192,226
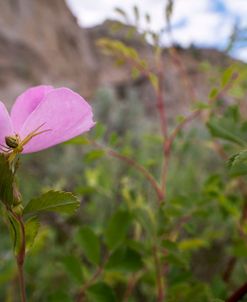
0,0,243,117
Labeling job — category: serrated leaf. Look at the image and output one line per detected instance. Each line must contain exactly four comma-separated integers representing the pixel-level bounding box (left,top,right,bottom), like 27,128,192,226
61,255,83,284
75,226,100,265
207,119,246,146
86,282,116,302
105,210,132,250
228,150,247,168
0,154,14,206
24,191,80,215
25,216,40,251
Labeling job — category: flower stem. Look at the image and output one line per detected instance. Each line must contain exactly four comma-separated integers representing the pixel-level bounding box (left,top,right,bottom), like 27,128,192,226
12,211,27,302
17,260,27,302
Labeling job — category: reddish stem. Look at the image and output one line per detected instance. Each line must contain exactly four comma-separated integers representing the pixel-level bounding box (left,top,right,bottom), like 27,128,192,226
90,140,164,203
76,256,108,302
226,282,247,302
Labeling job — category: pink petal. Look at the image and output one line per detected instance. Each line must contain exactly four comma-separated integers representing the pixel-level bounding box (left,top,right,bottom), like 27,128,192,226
19,88,95,153
11,85,54,132
0,101,13,147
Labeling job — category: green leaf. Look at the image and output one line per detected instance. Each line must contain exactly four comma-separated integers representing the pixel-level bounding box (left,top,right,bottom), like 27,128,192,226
61,255,83,284
149,73,158,91
7,211,22,255
105,210,132,250
228,150,247,168
178,238,209,251
164,252,189,269
84,150,105,163
86,282,116,302
93,123,106,140
106,246,143,273
228,149,247,176
132,207,156,237
24,191,80,215
65,136,89,145
0,260,15,285
0,154,14,206
209,88,219,99
193,101,210,110
207,119,246,146
221,66,235,87
25,216,40,251
49,291,73,302
75,226,100,265
131,67,140,79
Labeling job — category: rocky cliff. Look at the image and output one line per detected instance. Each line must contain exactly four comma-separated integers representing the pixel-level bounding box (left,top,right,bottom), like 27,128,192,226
0,0,97,106
0,0,242,116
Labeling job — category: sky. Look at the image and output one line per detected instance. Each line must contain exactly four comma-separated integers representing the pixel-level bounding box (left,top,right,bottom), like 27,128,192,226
66,0,247,62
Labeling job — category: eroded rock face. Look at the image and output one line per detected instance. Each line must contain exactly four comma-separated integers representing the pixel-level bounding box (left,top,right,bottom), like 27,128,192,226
0,0,97,106
0,0,242,117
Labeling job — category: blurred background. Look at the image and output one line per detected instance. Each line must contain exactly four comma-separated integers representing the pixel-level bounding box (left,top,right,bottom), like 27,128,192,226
1,1,247,301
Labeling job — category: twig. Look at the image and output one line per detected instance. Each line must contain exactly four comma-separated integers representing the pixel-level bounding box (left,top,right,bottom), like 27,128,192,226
223,257,237,283
123,273,139,302
90,140,164,203
226,281,247,302
76,256,109,302
108,149,164,202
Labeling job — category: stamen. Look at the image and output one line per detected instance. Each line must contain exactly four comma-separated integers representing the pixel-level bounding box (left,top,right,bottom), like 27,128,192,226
20,123,51,147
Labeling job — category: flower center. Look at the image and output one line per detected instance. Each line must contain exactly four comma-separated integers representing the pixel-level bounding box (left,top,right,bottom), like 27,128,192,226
1,123,51,160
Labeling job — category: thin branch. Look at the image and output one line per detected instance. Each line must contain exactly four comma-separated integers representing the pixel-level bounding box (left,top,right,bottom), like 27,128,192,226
90,140,164,203
222,257,237,283
226,281,247,302
123,273,139,302
76,256,108,302
166,109,201,153
108,149,164,202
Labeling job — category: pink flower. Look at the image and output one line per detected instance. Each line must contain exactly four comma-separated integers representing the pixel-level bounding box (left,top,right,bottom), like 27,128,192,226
0,85,95,155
